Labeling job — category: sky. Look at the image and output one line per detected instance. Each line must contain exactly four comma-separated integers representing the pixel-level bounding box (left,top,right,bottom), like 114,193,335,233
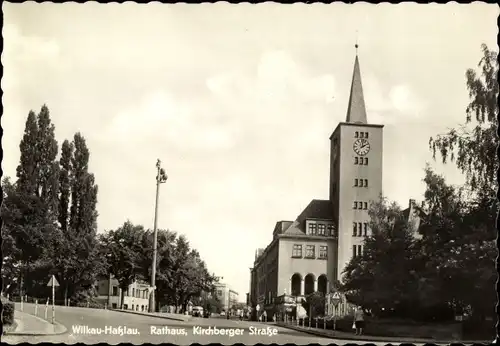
2,2,498,301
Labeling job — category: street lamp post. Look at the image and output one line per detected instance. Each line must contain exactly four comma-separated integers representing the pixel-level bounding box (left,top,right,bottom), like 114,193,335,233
149,159,168,313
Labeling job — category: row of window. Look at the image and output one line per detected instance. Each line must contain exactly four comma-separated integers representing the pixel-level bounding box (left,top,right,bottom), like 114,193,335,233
354,179,368,187
353,245,364,257
112,286,149,299
354,157,369,165
292,244,328,259
307,223,338,237
354,131,369,139
353,222,369,237
354,201,368,210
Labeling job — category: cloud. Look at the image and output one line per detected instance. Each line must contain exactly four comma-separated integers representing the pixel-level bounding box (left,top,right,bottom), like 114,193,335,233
106,90,239,152
2,24,61,63
2,24,63,91
363,75,428,124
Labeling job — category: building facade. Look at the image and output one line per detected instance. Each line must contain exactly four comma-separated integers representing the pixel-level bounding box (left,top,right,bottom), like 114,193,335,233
214,282,238,312
96,275,151,311
249,51,421,316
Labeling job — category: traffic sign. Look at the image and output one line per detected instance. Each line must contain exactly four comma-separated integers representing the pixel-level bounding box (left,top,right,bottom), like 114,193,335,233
331,292,341,306
47,275,60,287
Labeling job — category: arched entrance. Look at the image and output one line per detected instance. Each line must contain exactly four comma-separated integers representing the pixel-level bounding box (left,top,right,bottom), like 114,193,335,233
318,275,328,294
304,274,315,295
290,273,302,296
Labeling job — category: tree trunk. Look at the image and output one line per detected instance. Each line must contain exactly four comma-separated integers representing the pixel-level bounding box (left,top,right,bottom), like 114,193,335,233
64,285,68,306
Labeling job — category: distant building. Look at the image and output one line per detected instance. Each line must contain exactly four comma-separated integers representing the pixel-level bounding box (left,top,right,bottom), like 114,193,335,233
96,275,151,311
214,282,238,312
402,199,425,239
248,50,423,316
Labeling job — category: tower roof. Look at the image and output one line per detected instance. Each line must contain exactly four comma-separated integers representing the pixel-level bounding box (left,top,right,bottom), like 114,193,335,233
345,52,368,124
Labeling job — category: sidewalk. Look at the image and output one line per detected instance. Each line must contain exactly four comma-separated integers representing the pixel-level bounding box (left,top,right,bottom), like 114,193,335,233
116,309,192,322
276,322,491,344
4,311,67,336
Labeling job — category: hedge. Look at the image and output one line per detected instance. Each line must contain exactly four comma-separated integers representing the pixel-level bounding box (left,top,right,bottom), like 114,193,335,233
1,296,15,325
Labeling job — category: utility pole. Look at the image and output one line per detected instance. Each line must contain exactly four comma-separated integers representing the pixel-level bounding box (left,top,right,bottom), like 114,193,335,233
149,159,168,313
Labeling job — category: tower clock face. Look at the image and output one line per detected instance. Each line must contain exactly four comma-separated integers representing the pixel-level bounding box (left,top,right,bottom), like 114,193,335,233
353,138,370,156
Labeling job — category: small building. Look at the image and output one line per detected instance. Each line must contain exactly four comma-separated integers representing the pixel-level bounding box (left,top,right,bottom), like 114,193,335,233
95,275,151,311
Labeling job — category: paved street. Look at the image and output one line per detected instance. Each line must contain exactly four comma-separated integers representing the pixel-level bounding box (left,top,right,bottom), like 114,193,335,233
2,303,429,345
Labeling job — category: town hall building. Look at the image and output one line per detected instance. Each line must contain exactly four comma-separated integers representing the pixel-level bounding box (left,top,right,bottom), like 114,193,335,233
248,49,420,316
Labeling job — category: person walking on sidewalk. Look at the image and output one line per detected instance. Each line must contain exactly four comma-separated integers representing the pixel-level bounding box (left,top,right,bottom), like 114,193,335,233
354,306,365,335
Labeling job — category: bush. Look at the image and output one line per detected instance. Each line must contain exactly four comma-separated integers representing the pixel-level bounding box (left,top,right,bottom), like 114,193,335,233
1,296,15,325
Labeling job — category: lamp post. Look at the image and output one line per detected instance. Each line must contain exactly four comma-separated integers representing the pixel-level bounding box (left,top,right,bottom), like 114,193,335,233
149,159,168,313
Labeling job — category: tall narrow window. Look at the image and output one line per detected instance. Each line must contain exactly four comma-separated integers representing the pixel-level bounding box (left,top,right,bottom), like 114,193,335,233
319,246,328,259
364,157,369,165
359,179,364,187
365,132,369,138
358,245,362,256
354,157,359,165
308,223,317,235
360,132,364,139
354,179,358,186
327,224,335,237
355,131,359,138
354,201,358,209
364,179,368,187
318,224,326,236
353,245,356,258
364,202,368,210
352,222,357,236
358,223,363,236
364,223,368,236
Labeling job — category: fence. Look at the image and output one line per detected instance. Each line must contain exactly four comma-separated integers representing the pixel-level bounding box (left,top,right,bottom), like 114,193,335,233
9,294,110,311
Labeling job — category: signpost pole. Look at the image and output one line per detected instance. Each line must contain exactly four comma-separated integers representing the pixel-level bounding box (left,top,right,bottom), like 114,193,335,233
52,275,55,324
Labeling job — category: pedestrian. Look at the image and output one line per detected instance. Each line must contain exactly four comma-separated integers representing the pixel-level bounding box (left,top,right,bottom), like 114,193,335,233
354,306,365,335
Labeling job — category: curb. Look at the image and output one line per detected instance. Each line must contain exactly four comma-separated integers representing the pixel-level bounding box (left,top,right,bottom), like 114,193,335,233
275,323,490,344
115,309,191,322
5,313,67,336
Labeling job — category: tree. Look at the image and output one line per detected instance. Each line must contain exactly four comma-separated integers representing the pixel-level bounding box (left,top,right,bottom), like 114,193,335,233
418,167,496,321
138,228,178,311
9,105,60,297
16,105,59,212
429,44,498,196
58,140,73,233
16,111,39,196
341,197,419,317
1,178,22,294
301,292,325,318
157,235,215,312
99,221,145,309
55,132,101,302
427,44,497,322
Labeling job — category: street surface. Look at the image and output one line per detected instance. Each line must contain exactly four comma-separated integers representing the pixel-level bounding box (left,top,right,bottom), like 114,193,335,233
3,303,434,345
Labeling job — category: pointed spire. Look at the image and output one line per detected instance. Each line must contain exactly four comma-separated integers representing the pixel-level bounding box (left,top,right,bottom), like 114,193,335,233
345,45,367,124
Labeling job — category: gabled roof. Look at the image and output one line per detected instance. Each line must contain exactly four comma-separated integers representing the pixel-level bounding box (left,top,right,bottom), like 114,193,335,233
273,221,293,236
345,55,368,124
296,199,333,223
283,221,306,235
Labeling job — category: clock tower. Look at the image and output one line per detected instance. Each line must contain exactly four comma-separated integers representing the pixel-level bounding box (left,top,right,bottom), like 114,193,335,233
329,48,384,280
